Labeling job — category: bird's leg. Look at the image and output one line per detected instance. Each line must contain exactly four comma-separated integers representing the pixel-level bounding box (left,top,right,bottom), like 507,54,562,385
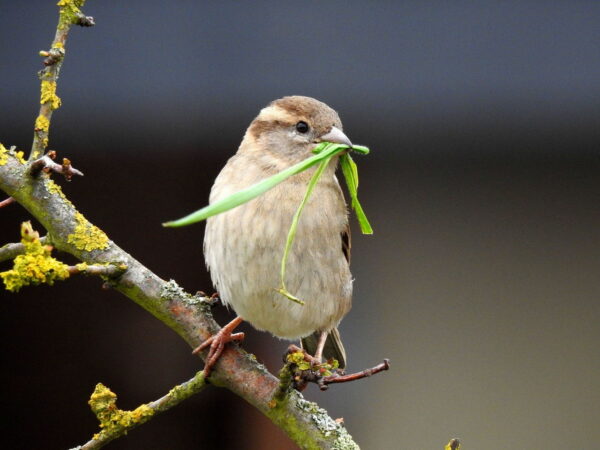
192,316,244,377
313,330,329,362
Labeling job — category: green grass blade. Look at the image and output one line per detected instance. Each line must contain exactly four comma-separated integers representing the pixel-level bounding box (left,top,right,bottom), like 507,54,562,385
349,144,370,155
163,143,342,227
277,155,333,304
340,154,373,234
163,142,371,229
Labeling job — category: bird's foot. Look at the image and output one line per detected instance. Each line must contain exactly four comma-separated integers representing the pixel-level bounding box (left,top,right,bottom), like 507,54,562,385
192,316,244,377
283,345,390,391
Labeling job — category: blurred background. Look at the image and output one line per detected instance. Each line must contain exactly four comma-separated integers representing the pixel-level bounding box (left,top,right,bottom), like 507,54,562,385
1,1,599,449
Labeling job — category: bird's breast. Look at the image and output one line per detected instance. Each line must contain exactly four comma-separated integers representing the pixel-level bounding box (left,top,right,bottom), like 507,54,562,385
203,158,352,339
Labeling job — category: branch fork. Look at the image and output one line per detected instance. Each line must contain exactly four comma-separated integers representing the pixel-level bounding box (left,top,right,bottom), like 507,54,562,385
30,151,84,180
283,345,390,392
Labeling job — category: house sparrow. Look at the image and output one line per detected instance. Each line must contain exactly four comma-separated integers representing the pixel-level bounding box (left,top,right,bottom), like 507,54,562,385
194,96,354,376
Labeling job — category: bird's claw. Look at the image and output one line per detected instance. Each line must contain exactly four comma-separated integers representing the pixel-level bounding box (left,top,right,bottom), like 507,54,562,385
192,316,244,377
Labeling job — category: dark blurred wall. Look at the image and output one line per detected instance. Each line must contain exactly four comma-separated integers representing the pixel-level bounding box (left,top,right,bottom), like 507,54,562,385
1,1,599,449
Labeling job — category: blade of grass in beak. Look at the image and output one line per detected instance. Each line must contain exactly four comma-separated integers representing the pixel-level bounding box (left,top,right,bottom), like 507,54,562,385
340,153,373,234
163,143,342,227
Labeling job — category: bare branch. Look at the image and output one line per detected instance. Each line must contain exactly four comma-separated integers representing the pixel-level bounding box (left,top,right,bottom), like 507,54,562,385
0,197,15,208
67,263,126,277
30,153,84,180
74,12,95,27
320,359,390,390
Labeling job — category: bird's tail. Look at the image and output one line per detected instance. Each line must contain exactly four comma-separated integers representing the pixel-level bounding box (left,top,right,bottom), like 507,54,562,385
301,327,346,369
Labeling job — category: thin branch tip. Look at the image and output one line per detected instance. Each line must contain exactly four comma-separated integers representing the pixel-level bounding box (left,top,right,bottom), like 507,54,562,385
30,154,84,180
446,438,461,450
68,263,127,278
0,197,16,208
319,358,390,390
283,346,390,391
75,13,95,27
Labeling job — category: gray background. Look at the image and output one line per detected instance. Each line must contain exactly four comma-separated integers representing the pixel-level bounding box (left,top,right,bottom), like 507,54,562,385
1,1,599,449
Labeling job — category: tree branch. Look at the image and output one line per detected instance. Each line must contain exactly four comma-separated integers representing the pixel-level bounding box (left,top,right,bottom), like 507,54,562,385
1,2,362,448
0,196,15,208
0,236,48,263
74,371,208,450
30,0,95,161
0,152,359,449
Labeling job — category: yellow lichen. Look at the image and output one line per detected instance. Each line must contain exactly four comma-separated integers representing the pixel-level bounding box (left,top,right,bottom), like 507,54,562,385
444,439,461,450
88,383,154,439
67,212,110,252
287,350,312,371
15,150,26,164
0,144,26,165
0,143,7,166
53,41,64,49
46,179,74,207
0,222,70,292
75,262,89,272
57,0,84,29
47,179,64,197
285,351,340,376
35,115,50,132
40,80,61,110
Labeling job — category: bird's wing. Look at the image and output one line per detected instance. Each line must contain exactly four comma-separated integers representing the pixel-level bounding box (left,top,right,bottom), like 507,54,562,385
341,222,351,266
300,224,351,368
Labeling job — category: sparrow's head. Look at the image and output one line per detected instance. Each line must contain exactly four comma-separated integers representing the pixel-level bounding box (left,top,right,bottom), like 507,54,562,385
241,96,352,164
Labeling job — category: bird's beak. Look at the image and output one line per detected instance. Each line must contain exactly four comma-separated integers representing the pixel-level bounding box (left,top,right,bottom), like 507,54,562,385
319,126,353,148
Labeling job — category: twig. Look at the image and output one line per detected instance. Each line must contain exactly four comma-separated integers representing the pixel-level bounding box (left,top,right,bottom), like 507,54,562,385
30,153,84,180
319,359,390,390
0,197,15,208
67,263,126,278
445,438,461,450
30,0,94,161
74,371,207,450
0,236,49,263
74,12,95,27
283,345,390,391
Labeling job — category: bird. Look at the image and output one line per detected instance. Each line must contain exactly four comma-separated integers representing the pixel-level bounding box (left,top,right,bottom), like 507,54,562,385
194,96,354,376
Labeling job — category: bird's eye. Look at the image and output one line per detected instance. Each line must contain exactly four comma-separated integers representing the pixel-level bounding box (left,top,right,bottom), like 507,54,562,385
295,121,309,134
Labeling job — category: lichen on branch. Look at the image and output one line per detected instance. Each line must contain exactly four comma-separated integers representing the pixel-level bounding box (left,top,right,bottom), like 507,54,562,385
0,222,69,292
0,143,26,166
88,384,154,440
40,80,62,110
78,371,207,449
30,0,93,160
67,212,110,252
57,0,87,30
